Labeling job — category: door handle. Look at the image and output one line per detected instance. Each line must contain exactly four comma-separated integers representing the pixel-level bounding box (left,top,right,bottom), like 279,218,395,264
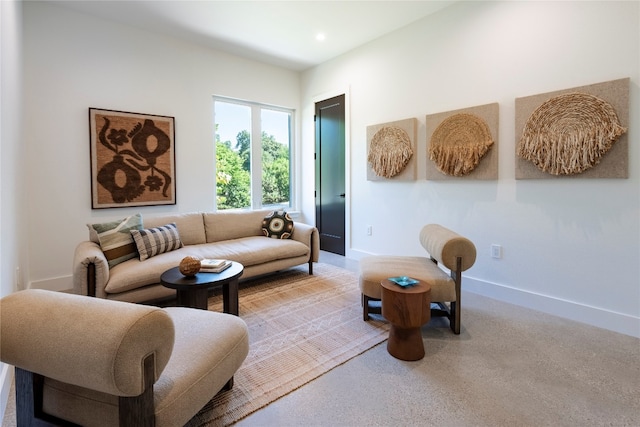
339,193,346,198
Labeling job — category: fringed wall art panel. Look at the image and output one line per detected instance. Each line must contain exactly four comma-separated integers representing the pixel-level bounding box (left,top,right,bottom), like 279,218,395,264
89,108,176,208
515,78,629,179
366,118,417,181
426,103,499,180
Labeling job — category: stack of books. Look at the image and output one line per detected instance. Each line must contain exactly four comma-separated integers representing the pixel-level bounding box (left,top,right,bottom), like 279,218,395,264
200,259,232,273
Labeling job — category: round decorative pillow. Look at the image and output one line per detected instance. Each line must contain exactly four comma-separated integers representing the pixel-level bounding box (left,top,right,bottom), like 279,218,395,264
262,211,294,239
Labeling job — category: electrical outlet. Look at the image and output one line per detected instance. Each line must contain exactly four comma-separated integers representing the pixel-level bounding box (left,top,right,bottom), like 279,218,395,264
491,244,502,259
367,225,373,236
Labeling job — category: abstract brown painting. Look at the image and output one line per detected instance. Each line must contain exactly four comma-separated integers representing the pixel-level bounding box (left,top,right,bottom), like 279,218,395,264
89,108,176,208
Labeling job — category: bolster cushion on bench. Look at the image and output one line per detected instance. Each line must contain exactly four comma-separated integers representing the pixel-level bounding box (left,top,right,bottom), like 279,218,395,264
419,224,476,271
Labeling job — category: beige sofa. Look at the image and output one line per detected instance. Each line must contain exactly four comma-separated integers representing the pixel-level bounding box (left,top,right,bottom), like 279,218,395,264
73,209,319,303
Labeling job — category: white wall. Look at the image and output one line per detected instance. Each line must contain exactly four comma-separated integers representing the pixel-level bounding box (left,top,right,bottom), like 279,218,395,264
0,0,24,418
22,2,300,290
18,1,640,339
300,1,640,337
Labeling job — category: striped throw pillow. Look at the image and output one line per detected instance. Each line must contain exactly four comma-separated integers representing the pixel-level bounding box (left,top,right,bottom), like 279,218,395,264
131,223,182,261
87,213,143,268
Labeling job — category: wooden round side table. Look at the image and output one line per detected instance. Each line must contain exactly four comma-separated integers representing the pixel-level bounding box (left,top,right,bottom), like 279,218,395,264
380,278,431,361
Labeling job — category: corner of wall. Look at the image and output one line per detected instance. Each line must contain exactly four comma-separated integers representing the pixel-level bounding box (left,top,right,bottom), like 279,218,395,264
28,275,73,292
0,363,14,423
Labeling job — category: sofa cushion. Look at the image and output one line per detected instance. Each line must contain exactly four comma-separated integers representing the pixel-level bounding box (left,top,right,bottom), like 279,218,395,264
358,255,456,302
87,214,143,268
154,308,249,426
131,223,182,261
105,247,194,294
262,211,294,239
143,212,206,246
186,237,309,267
203,210,271,242
104,237,309,294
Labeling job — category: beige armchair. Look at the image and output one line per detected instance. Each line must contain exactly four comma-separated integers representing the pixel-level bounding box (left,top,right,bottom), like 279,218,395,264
0,289,249,426
359,224,477,334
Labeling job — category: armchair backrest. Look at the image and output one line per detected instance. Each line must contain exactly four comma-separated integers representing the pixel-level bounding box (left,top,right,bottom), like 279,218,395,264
1,289,175,396
419,224,476,272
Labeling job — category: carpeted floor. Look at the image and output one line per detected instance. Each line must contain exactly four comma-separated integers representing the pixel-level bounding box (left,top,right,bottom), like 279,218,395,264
186,263,388,426
3,257,640,427
237,255,640,427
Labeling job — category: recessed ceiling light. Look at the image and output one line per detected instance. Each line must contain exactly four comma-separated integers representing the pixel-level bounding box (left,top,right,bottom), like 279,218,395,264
316,33,326,41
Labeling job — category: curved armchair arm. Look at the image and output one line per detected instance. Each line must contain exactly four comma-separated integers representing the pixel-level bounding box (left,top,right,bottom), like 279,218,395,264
292,222,320,263
72,241,110,297
0,289,175,396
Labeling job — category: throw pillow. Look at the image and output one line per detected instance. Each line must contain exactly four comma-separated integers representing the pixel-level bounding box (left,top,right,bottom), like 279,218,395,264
87,213,143,268
262,211,294,239
131,223,183,261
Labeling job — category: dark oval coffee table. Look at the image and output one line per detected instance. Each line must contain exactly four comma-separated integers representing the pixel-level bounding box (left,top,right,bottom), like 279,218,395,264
160,261,244,315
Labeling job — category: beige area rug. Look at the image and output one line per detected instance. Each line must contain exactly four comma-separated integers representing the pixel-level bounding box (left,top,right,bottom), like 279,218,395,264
186,263,389,426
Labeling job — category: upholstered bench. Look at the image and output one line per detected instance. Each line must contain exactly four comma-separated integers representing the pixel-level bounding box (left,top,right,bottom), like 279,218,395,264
359,224,476,334
0,289,249,426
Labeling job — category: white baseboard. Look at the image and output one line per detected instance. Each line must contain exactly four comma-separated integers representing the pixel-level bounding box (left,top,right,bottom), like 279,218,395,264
0,363,13,423
464,276,640,338
28,274,72,292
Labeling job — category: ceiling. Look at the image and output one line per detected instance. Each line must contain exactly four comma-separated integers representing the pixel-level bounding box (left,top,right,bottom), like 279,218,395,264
49,0,456,71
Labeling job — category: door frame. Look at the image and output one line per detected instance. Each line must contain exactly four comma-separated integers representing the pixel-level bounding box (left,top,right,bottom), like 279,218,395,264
312,86,351,257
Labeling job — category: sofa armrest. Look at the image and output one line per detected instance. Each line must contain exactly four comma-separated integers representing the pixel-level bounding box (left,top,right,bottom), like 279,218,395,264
73,241,110,298
292,222,320,263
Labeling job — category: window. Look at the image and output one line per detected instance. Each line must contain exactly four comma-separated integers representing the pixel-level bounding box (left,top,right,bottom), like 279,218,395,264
214,97,293,211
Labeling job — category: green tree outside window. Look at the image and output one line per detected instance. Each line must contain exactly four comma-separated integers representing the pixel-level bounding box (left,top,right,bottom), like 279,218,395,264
216,129,289,210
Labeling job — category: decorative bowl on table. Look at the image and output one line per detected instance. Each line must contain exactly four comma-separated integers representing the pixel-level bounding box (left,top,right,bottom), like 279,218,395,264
179,256,201,277
388,276,419,287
